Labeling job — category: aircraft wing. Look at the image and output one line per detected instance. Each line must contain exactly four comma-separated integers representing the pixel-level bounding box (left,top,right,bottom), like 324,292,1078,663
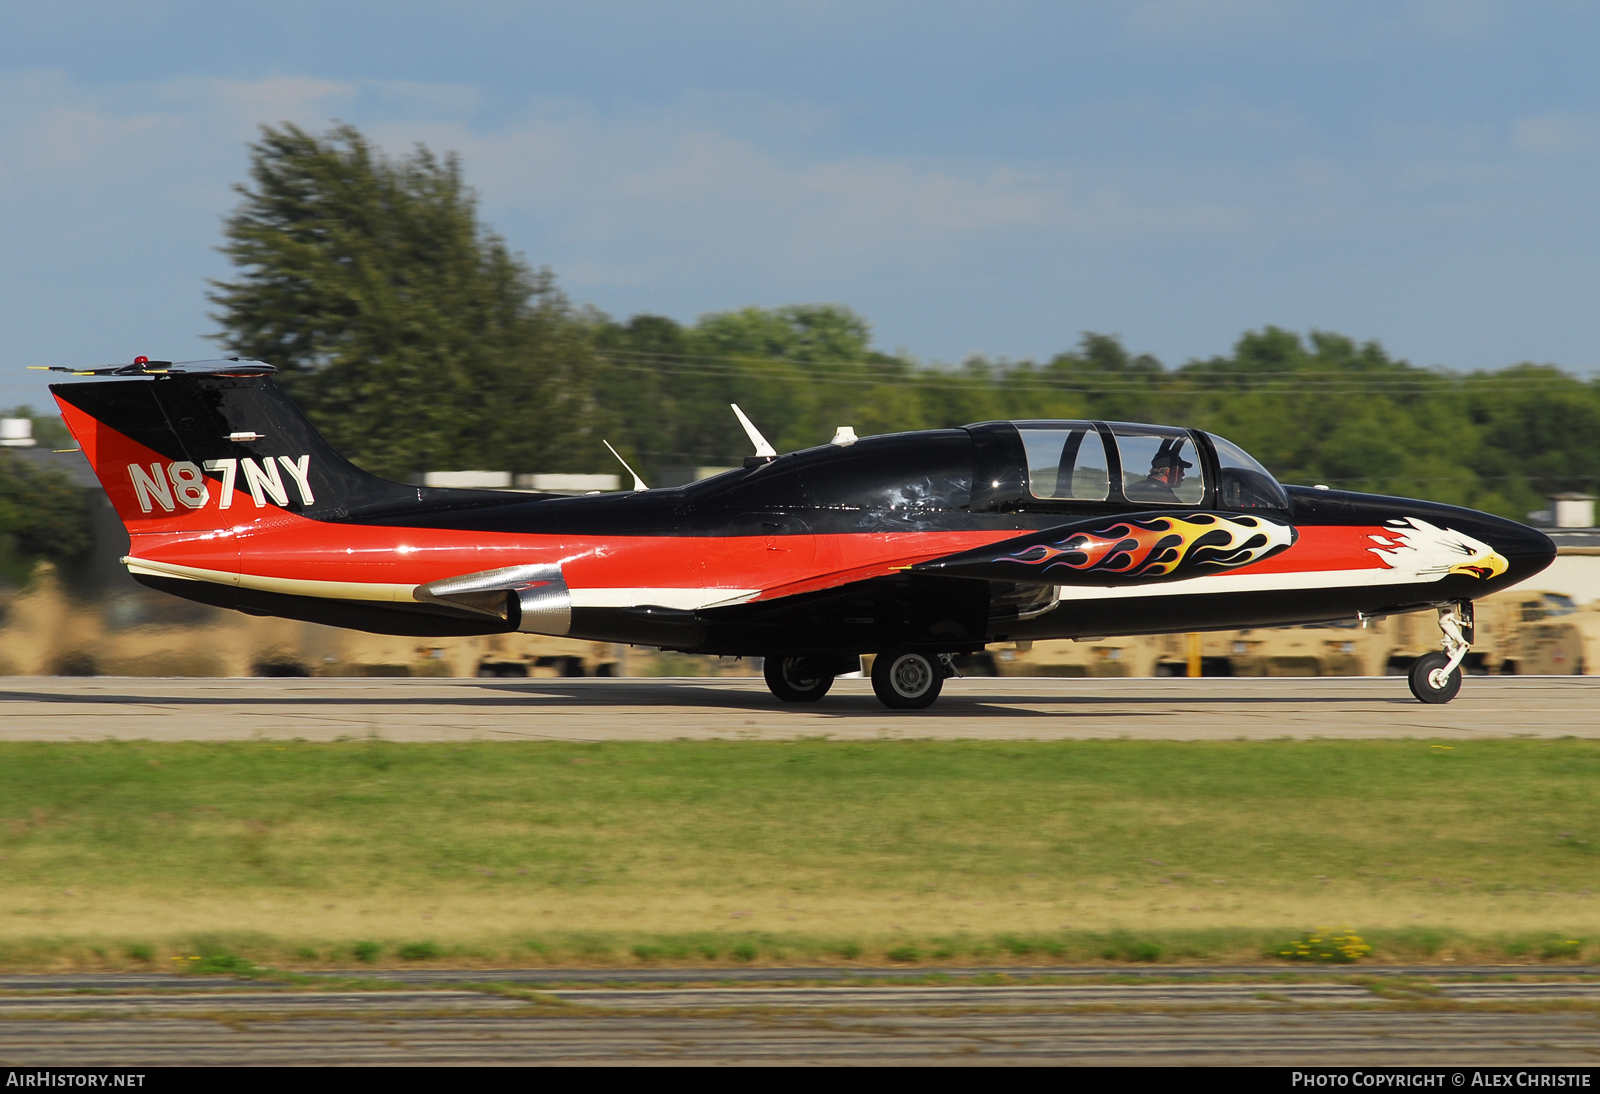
414,511,1297,626
693,510,1299,611
729,553,967,605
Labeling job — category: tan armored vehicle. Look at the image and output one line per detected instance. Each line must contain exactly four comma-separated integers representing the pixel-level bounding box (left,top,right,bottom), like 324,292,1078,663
982,588,1594,679
2,562,1591,682
0,565,628,679
1494,590,1595,675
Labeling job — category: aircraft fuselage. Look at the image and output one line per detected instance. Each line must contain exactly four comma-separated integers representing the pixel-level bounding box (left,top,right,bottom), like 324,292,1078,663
50,368,1555,705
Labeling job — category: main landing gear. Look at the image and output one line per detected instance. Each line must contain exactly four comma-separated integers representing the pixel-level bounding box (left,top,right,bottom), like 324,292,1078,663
761,651,957,710
762,654,860,703
871,648,946,710
763,656,836,702
1408,602,1474,705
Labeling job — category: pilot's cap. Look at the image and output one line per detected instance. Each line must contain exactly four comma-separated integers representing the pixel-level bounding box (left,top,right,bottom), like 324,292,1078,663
1152,437,1193,470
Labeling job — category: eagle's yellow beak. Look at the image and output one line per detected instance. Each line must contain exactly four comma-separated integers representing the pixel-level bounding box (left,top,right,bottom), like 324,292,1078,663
1449,550,1508,580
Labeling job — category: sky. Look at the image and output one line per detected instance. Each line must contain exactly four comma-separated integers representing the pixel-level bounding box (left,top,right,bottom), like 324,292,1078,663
3,1,1600,410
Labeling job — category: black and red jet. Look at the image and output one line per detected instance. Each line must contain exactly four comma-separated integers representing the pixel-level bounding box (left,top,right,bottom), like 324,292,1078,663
47,358,1556,708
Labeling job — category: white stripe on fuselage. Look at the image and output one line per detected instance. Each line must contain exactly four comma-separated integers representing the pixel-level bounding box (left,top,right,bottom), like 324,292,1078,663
567,587,760,610
125,557,418,602
123,558,759,611
125,557,1450,613
1056,564,1428,601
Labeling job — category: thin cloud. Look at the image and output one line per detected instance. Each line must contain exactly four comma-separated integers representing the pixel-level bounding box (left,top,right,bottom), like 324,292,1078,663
0,51,1596,415
1513,112,1600,156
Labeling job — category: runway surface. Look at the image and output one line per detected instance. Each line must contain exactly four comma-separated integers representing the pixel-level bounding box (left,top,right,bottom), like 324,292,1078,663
0,674,1595,741
4,965,1599,991
8,965,1600,992
3,975,1599,1064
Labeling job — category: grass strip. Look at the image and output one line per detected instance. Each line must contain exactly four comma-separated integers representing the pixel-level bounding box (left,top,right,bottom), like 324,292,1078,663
0,738,1595,970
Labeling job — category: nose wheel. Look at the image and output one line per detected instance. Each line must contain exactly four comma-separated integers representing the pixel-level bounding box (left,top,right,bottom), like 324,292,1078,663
1408,603,1472,704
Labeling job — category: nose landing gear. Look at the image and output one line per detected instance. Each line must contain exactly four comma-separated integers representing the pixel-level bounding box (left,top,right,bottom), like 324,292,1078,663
1408,602,1474,704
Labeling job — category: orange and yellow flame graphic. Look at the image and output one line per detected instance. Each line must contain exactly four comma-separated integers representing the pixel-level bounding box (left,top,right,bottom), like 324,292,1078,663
1004,514,1295,581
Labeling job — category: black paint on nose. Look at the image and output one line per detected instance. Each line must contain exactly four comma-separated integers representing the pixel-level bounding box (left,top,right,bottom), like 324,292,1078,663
1484,517,1557,585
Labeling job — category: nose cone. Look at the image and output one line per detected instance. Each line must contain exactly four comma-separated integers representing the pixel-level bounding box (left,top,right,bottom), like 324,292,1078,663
1477,516,1557,591
1336,490,1558,597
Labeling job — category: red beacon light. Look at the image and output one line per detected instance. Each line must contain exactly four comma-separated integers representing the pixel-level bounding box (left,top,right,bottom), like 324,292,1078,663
133,356,149,366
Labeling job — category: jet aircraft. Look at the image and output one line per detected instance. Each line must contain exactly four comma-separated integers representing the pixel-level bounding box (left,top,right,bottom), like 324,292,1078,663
46,358,1556,708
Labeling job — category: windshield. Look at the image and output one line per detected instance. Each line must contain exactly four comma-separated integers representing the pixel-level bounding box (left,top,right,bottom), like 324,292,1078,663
1018,423,1110,501
1109,423,1206,506
1208,433,1290,510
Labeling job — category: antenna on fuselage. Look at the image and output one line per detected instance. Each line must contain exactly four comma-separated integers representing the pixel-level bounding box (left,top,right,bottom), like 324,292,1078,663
730,404,777,458
602,440,648,492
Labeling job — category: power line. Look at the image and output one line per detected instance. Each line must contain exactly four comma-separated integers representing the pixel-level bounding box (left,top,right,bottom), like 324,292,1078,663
591,353,1595,396
596,346,1586,381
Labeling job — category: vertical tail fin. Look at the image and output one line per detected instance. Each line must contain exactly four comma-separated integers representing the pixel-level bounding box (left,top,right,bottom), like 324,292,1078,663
52,369,421,533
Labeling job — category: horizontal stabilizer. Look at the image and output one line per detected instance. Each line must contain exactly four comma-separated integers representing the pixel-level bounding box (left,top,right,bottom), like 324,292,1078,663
33,357,278,377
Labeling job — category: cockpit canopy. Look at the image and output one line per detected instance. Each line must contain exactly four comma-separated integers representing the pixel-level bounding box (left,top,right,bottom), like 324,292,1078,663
688,418,1290,516
1006,420,1289,510
1207,431,1291,510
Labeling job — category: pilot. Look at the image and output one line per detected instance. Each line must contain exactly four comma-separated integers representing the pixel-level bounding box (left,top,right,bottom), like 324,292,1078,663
1125,438,1192,504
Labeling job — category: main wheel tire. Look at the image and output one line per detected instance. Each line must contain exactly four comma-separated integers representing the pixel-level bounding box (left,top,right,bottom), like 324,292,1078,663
1408,651,1463,704
870,649,944,710
763,656,834,703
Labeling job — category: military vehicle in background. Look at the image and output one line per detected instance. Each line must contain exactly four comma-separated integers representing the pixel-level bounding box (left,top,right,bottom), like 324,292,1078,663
1496,590,1596,675
984,587,1598,680
1,567,1593,682
0,565,628,679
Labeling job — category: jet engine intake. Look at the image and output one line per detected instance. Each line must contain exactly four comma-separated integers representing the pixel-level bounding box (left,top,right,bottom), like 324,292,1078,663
512,572,572,636
415,563,572,636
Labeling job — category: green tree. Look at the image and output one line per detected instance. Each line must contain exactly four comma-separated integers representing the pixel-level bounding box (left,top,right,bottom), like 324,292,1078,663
592,304,923,477
209,123,600,480
0,453,90,585
202,122,1600,514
